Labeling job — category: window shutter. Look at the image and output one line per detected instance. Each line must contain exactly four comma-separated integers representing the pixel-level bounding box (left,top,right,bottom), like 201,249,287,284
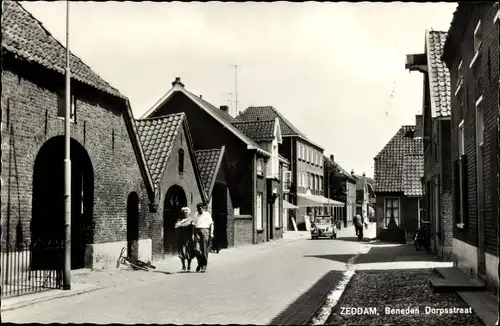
453,159,461,224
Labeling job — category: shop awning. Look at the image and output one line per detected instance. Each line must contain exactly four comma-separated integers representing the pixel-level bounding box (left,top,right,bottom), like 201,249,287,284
297,191,345,208
283,200,299,209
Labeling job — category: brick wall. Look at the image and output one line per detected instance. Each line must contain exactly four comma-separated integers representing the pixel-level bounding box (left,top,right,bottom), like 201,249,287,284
447,4,499,256
439,120,454,249
149,126,204,259
1,60,149,253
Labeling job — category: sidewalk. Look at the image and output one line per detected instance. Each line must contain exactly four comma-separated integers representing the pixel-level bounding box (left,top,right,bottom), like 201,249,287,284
1,234,305,312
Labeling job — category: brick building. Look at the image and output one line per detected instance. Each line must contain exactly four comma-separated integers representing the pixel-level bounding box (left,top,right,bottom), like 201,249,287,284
405,30,454,259
351,172,376,221
441,2,499,293
323,155,357,227
373,117,424,243
140,78,272,246
1,1,156,270
195,147,231,249
235,106,344,231
135,114,207,260
232,117,289,241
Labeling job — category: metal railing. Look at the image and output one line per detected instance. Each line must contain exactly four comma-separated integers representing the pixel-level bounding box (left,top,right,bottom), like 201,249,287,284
1,240,64,298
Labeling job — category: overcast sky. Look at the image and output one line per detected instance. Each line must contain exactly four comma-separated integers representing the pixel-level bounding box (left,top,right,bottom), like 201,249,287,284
21,1,456,178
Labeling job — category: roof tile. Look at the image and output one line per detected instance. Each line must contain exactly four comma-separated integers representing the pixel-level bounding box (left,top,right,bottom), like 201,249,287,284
402,154,424,196
136,113,184,188
232,120,276,141
2,1,124,99
195,148,223,198
235,106,305,138
374,126,423,194
426,31,451,118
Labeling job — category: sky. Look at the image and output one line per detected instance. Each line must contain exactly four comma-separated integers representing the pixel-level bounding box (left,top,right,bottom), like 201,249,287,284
21,1,457,178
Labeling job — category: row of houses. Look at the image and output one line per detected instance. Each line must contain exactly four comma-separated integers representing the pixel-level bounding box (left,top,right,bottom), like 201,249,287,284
1,1,372,277
375,2,499,294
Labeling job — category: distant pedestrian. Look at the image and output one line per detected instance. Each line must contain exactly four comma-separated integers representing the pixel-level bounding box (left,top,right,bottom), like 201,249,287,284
354,214,364,240
193,202,214,273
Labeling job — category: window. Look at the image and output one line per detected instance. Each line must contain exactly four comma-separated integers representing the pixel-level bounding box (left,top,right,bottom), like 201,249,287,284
256,193,263,230
257,158,263,176
319,176,323,192
297,142,301,160
274,197,280,228
301,144,306,161
178,149,184,174
384,198,400,228
470,20,482,68
454,155,469,228
455,60,464,96
476,101,484,146
299,172,303,187
458,120,465,156
283,171,292,192
309,148,313,164
57,90,76,121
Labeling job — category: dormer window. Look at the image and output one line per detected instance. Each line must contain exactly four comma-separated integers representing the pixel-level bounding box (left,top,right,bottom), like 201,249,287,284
57,89,76,121
470,20,482,68
178,149,184,174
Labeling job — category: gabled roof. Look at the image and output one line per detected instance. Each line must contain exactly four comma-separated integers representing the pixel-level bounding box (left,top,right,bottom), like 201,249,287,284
374,126,423,194
2,1,156,202
402,154,424,196
2,1,124,99
232,117,282,144
136,113,207,202
140,78,270,157
425,30,451,118
236,106,323,150
195,147,225,200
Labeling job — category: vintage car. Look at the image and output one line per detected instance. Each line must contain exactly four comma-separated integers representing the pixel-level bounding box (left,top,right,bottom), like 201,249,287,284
310,216,337,240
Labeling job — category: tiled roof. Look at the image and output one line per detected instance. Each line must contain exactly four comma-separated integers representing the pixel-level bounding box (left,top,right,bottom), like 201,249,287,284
236,106,305,138
402,154,424,196
195,148,224,199
136,113,184,188
232,119,276,141
374,126,423,194
426,30,451,118
2,1,124,99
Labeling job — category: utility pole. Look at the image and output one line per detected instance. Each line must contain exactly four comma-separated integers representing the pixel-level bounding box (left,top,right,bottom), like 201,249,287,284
63,0,72,290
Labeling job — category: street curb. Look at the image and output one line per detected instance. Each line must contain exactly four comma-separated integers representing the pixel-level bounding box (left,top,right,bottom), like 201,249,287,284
1,284,102,312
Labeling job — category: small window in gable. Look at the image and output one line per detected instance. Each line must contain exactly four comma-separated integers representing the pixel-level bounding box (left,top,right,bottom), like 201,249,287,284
178,149,184,174
57,89,76,121
257,158,263,176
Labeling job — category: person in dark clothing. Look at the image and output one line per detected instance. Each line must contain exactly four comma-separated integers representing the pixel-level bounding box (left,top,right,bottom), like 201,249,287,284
353,214,364,240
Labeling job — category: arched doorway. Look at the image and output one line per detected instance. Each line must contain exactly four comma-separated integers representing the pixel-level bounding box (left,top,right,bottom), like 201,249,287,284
127,192,140,260
163,185,187,255
31,136,94,270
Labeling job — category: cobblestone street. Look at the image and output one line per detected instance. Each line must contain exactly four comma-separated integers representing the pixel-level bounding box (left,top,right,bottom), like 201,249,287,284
2,230,367,325
325,243,485,325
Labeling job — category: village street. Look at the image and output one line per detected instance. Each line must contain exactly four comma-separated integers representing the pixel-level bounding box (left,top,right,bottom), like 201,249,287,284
2,225,484,326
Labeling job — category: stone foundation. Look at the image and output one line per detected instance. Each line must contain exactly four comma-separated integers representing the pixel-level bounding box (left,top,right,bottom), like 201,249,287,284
85,239,152,270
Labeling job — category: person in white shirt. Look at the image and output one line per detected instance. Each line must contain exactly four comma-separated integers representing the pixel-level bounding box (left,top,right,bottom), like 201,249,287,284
193,202,214,272
174,207,195,272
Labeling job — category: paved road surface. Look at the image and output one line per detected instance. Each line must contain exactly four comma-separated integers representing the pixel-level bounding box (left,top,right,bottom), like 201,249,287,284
3,235,367,324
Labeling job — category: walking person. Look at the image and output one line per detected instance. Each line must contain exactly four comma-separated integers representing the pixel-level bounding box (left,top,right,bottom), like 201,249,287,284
354,213,364,240
193,202,214,273
174,207,196,272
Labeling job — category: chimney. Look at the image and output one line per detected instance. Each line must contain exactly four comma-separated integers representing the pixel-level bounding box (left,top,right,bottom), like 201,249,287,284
171,77,185,88
330,154,334,162
199,95,203,99
220,105,229,113
351,169,354,175
415,114,423,138
362,172,366,177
